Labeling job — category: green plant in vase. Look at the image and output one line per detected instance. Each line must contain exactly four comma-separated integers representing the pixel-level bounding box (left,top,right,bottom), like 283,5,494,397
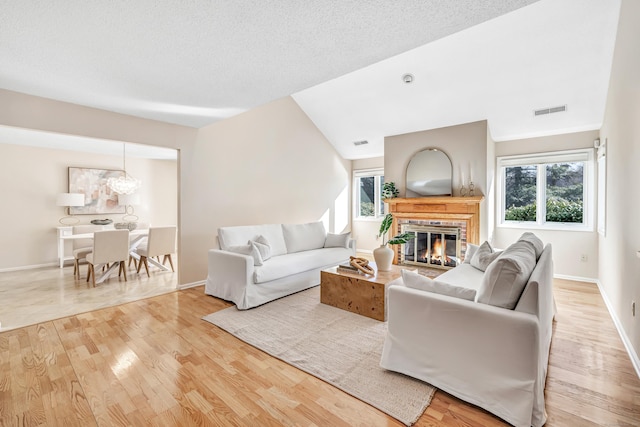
374,213,415,271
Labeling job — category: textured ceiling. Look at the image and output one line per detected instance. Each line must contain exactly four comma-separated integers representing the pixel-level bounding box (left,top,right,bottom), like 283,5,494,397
1,0,538,129
0,1,621,160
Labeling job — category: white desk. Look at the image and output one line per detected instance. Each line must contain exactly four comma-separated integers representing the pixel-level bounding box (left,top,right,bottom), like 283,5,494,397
57,228,170,284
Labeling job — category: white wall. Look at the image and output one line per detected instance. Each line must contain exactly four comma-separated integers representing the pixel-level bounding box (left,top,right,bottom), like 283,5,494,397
384,120,490,241
493,130,600,280
599,0,640,367
0,142,177,269
351,156,384,252
180,96,351,284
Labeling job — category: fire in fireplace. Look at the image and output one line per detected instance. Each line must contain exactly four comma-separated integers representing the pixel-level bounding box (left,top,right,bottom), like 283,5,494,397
401,225,462,269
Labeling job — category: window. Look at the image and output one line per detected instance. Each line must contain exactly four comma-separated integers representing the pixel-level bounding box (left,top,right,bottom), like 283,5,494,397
498,149,594,230
354,169,385,219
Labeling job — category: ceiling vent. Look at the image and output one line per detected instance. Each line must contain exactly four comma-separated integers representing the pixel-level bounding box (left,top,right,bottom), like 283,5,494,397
534,105,567,116
353,140,369,146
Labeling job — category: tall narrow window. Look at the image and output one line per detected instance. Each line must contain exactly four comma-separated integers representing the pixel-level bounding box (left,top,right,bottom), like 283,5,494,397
354,169,385,219
498,149,593,230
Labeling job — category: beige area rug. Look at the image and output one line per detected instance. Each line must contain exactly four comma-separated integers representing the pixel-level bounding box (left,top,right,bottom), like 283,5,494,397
202,286,435,426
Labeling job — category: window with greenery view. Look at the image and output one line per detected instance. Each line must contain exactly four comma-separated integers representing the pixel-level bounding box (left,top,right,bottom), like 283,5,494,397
355,169,385,218
499,149,592,229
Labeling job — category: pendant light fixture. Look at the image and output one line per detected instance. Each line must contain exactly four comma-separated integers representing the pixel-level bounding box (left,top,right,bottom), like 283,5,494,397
107,143,141,195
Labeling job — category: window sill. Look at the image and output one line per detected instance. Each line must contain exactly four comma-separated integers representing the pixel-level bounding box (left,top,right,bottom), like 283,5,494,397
498,221,594,233
354,217,384,222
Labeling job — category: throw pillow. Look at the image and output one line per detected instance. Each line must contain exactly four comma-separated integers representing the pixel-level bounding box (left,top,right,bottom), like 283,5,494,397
518,232,544,260
324,232,350,248
476,239,537,309
250,235,271,264
470,241,502,272
227,244,263,266
401,269,477,301
463,243,479,264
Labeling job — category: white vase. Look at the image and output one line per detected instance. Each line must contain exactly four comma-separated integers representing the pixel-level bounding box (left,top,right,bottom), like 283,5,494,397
373,245,394,271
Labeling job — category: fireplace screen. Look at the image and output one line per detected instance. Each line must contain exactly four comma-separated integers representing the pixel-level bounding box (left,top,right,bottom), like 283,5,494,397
401,225,461,269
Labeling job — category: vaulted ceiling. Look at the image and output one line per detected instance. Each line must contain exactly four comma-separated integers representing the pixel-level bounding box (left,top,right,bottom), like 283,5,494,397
0,0,621,159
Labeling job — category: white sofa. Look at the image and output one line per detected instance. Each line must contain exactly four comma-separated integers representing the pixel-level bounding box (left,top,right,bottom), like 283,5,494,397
380,233,555,427
205,222,355,309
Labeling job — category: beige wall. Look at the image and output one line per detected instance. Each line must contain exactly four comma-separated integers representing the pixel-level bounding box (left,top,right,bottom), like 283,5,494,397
0,142,177,270
0,91,350,285
351,156,384,252
599,0,640,367
180,96,351,284
493,130,600,280
384,120,490,241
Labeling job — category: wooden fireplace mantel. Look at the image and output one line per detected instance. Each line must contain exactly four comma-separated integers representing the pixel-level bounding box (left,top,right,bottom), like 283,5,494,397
385,196,484,264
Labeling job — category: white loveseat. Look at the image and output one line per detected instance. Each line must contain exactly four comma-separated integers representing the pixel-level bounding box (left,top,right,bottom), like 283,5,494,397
205,222,355,309
380,233,555,427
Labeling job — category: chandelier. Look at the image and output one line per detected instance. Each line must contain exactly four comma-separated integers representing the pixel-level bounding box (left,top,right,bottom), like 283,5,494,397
107,143,141,195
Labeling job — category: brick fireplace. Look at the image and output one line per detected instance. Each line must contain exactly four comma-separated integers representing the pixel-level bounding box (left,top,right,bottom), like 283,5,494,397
385,196,483,266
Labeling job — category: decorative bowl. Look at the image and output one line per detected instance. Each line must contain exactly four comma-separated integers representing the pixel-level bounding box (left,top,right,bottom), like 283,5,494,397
91,219,113,225
114,222,138,231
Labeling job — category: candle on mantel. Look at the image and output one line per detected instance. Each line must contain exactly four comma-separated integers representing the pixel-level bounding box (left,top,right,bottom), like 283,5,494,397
469,162,473,183
460,165,465,184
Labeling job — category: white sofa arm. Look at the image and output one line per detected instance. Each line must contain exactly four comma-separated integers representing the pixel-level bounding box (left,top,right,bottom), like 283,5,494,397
205,249,254,308
381,283,540,427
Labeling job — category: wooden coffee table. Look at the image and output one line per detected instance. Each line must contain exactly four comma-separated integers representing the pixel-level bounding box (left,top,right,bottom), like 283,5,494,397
320,263,404,321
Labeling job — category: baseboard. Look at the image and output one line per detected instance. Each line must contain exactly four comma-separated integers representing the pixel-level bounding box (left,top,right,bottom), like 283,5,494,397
595,279,640,379
553,273,598,283
179,280,205,290
0,262,58,273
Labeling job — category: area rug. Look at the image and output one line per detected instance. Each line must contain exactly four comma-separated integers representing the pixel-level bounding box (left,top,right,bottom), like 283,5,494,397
202,286,435,426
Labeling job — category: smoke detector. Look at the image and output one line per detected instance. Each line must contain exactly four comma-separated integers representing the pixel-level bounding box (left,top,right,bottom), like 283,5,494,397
353,140,369,146
402,73,414,84
534,104,567,116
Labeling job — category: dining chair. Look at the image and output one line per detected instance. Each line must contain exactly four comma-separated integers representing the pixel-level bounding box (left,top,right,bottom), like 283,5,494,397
72,224,102,279
136,226,177,277
128,222,150,269
86,229,130,287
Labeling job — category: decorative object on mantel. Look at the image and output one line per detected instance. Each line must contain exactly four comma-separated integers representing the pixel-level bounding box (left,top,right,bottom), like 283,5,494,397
90,219,113,225
56,193,85,225
381,181,400,199
406,148,452,196
468,181,475,196
107,143,141,195
374,213,415,271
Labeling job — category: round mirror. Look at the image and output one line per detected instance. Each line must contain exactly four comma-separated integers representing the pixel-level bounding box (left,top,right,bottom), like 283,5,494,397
406,149,452,196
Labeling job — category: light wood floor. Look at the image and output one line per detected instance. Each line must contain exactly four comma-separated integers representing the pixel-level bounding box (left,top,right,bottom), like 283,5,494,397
1,278,639,426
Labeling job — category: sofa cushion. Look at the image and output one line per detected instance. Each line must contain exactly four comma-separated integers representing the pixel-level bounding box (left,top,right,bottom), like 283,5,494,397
436,263,486,293
470,241,501,272
402,269,477,301
476,239,537,309
218,224,287,256
282,222,326,253
254,247,351,283
324,232,350,248
519,232,544,260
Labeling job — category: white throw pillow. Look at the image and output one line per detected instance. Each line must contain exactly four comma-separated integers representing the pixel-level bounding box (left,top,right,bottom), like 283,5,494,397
463,243,479,264
470,241,502,272
401,269,477,301
227,244,263,266
324,232,350,248
518,232,544,260
250,235,271,264
282,222,326,253
476,239,537,309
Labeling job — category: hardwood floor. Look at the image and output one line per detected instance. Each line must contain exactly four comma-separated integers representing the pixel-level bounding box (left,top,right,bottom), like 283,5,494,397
1,278,639,426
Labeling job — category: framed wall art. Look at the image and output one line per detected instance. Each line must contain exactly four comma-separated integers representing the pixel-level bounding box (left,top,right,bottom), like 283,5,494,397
68,167,126,214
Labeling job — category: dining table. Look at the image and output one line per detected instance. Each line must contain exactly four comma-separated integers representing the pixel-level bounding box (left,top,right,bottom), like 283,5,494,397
58,228,170,284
